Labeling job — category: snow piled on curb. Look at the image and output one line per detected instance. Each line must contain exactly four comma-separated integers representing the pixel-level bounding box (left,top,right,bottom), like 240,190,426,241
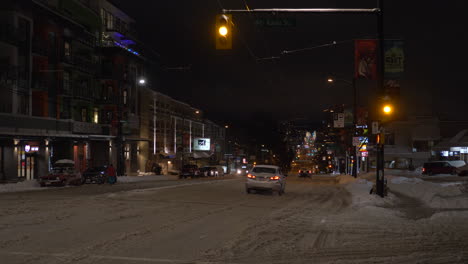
386,174,468,209
338,175,398,217
0,180,47,193
117,175,168,183
339,172,468,212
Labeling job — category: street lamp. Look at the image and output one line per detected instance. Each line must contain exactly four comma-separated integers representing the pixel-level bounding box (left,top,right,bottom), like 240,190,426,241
327,76,358,178
382,104,393,115
139,78,146,85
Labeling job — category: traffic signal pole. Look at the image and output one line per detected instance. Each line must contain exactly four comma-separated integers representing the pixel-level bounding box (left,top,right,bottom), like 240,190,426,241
376,0,386,197
352,77,358,178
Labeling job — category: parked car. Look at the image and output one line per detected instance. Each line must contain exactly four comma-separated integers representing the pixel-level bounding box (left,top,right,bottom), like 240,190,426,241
213,165,226,176
180,164,200,179
82,166,107,184
39,159,82,187
298,168,313,178
236,165,249,176
422,161,459,176
245,165,286,195
200,166,224,177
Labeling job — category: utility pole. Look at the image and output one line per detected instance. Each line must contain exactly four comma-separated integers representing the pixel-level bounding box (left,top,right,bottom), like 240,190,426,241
117,81,125,176
375,0,386,197
352,77,358,178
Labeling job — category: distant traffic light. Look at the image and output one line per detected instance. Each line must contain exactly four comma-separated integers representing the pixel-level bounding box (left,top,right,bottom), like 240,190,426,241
215,14,232,50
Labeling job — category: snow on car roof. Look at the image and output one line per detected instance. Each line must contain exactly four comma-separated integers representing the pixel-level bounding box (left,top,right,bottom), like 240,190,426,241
55,159,75,164
253,165,279,169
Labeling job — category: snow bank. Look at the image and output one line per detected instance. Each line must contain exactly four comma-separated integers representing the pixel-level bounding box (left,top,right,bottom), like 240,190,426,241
386,173,468,209
338,175,399,219
0,180,45,193
117,175,169,183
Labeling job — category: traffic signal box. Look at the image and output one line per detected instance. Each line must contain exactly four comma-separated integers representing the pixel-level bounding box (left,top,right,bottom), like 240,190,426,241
215,14,232,50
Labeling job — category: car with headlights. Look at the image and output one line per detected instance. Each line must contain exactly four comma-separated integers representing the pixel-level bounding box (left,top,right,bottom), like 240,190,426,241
245,165,286,195
82,166,107,184
236,165,250,176
200,166,224,177
39,159,82,187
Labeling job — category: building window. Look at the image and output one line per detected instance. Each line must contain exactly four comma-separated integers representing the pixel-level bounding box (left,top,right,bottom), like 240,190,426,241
64,41,71,60
124,144,130,160
93,108,99,124
63,71,71,95
81,108,87,122
413,140,430,152
384,133,395,146
106,11,113,29
123,89,127,105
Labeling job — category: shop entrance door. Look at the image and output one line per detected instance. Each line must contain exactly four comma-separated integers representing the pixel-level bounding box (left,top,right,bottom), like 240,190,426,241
17,152,37,180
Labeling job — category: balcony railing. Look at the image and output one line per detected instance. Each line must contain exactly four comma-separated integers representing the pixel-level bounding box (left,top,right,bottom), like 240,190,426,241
62,54,97,74
0,23,20,46
32,79,48,91
0,65,28,83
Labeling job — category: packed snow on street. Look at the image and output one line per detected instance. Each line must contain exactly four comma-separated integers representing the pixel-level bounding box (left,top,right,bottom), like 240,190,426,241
0,172,467,263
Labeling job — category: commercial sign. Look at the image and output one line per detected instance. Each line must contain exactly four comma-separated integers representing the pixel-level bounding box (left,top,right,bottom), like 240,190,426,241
333,113,344,128
193,138,211,151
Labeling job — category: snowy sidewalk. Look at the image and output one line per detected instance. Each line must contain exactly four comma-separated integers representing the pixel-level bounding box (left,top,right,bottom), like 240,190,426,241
339,173,468,219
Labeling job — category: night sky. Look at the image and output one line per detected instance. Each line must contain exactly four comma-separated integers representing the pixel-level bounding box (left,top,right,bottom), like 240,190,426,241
112,0,467,128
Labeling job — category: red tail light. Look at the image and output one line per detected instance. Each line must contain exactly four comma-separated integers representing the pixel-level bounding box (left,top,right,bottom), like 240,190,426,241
422,168,426,172
308,170,312,173
270,176,280,180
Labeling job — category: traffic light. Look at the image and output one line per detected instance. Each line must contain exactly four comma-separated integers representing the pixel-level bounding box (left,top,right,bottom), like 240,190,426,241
215,14,232,50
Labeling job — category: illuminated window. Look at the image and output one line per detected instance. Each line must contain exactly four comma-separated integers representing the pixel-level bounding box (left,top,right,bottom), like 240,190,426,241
123,89,127,105
93,108,99,124
64,41,71,60
124,144,130,160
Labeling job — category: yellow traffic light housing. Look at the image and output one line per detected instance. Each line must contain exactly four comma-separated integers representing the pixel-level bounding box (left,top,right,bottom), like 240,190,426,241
216,14,232,50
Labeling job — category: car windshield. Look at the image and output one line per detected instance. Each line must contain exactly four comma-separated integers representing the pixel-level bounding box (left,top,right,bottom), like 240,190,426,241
252,167,276,174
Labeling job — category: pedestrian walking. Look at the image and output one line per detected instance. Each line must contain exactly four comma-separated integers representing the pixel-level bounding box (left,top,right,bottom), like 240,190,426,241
106,164,117,184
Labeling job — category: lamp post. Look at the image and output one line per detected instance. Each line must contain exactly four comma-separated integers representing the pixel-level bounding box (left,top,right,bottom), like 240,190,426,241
327,76,358,178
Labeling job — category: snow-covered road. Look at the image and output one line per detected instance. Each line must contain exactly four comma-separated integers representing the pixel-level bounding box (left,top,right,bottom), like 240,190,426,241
0,175,467,263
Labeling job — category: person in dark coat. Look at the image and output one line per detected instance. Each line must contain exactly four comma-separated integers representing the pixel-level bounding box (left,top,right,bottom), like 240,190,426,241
106,164,117,184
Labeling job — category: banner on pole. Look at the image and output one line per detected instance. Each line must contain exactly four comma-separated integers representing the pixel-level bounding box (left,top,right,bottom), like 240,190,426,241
384,40,404,80
355,39,378,80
